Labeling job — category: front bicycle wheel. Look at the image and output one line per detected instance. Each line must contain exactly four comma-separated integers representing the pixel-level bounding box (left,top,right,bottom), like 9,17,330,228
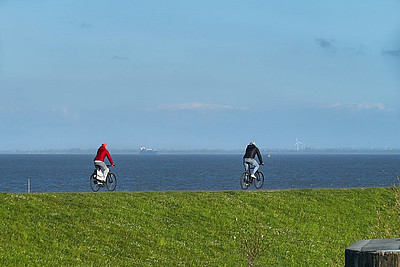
106,172,117,191
254,171,264,189
240,172,250,190
90,173,100,192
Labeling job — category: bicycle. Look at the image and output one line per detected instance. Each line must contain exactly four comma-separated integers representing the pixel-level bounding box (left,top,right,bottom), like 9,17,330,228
240,165,264,190
90,164,117,192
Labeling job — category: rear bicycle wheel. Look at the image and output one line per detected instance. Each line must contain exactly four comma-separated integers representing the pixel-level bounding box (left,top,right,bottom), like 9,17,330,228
240,172,250,190
254,171,264,189
106,173,117,191
90,173,100,192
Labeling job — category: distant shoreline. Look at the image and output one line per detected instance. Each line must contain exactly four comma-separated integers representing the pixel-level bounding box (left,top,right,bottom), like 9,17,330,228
1,150,400,155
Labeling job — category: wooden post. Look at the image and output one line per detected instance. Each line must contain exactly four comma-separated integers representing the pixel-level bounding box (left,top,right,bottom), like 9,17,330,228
345,238,400,267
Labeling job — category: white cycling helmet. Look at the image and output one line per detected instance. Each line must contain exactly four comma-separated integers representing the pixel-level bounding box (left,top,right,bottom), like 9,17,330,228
250,141,256,146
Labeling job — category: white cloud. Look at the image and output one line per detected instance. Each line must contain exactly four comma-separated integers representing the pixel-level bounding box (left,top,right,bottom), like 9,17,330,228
322,102,390,112
51,107,79,120
159,102,233,111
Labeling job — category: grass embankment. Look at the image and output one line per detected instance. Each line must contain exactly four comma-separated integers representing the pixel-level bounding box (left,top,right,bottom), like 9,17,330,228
0,188,399,266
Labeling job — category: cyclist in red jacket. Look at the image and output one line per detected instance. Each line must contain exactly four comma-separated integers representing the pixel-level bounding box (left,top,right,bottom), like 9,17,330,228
94,144,115,182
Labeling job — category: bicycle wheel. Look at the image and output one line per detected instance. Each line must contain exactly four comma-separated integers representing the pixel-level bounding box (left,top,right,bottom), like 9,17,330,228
90,173,100,192
240,172,250,190
106,172,117,191
254,171,264,189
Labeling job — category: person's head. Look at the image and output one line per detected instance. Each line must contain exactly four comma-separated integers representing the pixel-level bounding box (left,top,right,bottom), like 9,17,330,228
249,141,256,146
102,143,107,148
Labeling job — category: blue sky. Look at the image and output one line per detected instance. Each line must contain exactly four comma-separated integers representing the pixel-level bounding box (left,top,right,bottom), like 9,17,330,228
1,0,399,151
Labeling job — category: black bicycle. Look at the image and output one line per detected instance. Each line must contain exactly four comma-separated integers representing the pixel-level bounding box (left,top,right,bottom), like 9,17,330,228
90,165,117,192
240,165,264,190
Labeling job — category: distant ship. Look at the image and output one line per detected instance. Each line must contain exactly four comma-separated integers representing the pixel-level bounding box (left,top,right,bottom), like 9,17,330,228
139,147,157,154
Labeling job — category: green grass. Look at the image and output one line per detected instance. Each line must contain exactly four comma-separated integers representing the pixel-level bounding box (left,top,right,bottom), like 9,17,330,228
0,188,399,266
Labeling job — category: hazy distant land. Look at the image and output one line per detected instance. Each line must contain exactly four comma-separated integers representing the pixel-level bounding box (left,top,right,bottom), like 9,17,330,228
1,147,399,154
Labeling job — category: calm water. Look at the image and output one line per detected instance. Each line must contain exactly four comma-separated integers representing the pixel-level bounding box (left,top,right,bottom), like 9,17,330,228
0,154,400,193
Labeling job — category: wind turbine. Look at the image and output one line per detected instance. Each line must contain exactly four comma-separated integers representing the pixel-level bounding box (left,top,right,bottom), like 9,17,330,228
295,138,303,151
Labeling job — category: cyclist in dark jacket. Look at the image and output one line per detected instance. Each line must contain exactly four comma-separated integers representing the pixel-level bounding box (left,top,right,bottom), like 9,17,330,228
243,142,264,179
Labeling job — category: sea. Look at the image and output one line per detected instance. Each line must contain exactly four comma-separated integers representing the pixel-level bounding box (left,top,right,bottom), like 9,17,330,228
1,153,400,193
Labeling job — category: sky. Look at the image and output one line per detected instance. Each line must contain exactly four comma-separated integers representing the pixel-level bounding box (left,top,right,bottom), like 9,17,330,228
0,0,399,151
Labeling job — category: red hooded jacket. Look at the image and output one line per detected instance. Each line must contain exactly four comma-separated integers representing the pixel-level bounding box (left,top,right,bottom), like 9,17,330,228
94,144,114,165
